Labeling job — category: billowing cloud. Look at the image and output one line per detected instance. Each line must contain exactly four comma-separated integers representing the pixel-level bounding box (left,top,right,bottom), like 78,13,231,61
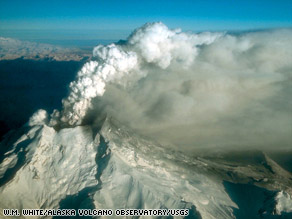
49,22,292,150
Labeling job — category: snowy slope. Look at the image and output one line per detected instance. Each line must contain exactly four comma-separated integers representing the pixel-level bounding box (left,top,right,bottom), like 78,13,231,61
0,117,291,218
0,125,98,210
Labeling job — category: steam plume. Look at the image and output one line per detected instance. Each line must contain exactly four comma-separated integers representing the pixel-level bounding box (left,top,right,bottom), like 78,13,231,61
48,22,292,150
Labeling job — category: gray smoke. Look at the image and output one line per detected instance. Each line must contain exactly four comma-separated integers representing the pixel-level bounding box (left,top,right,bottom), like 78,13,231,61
33,22,292,151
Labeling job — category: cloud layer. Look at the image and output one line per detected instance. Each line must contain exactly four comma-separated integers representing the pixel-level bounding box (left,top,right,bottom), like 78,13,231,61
49,22,292,150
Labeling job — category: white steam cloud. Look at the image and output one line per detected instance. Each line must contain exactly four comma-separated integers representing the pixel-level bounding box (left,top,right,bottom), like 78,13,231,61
49,22,292,150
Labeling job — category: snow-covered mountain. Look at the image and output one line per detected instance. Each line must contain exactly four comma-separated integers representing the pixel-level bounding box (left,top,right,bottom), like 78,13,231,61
0,37,90,61
0,117,291,218
0,22,292,218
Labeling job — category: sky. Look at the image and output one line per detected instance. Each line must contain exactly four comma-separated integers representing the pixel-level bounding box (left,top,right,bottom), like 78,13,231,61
0,0,291,43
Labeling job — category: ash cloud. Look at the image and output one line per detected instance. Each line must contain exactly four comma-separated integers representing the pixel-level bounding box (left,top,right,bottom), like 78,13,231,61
49,22,292,150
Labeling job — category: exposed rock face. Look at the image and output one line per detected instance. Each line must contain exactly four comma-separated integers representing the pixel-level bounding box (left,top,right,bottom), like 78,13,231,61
0,118,291,218
0,125,98,210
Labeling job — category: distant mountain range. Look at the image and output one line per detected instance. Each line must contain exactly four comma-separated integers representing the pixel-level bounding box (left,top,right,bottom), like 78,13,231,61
0,37,91,61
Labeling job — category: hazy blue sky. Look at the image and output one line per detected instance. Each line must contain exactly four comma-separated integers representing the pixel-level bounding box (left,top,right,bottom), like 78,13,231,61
0,0,291,42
